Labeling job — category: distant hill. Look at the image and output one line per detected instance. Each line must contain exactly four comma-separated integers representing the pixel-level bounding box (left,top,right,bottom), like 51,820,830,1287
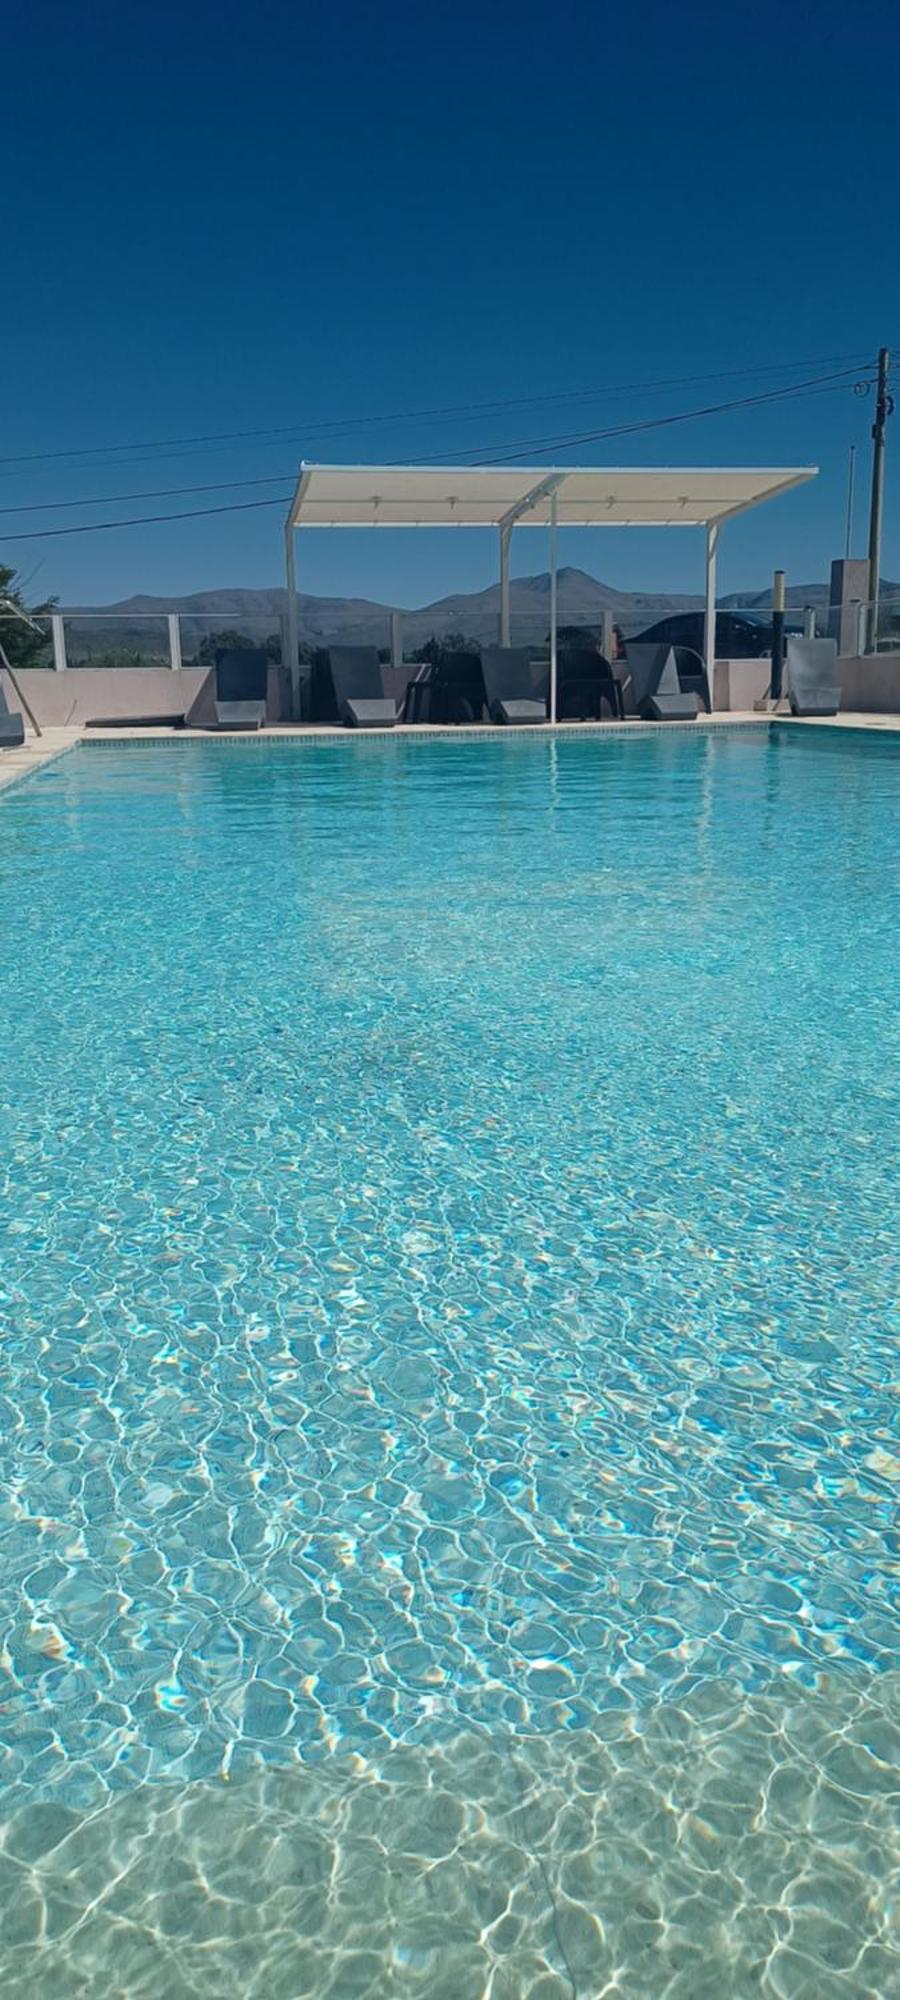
65,567,897,656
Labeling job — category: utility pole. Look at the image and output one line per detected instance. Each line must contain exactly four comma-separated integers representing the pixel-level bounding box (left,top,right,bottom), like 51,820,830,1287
866,347,892,652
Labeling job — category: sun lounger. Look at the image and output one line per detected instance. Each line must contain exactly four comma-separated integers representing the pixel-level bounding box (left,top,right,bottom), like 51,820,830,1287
481,647,545,725
213,649,268,731
311,647,397,727
673,646,711,714
401,651,486,724
626,644,699,721
786,637,840,717
400,661,432,722
0,683,25,748
557,645,623,720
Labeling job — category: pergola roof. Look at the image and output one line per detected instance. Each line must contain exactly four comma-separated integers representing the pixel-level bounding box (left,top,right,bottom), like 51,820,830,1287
287,462,817,531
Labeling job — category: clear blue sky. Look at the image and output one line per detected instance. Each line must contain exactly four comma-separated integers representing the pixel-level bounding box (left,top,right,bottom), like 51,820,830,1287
3,0,898,608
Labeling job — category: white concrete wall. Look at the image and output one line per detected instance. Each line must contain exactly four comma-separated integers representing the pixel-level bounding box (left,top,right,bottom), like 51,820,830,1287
712,659,772,711
4,654,899,725
0,665,290,727
838,652,900,714
710,653,900,714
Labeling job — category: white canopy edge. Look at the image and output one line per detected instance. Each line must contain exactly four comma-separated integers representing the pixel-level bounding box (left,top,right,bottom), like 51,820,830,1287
287,461,817,531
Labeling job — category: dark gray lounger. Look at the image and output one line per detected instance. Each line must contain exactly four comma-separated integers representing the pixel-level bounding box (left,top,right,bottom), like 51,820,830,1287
313,647,397,727
786,637,840,717
626,645,699,721
673,646,711,715
0,683,26,748
557,644,623,720
213,649,268,731
401,652,487,724
481,646,545,725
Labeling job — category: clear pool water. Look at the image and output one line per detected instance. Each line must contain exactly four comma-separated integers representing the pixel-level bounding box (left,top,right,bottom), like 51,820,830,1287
0,727,897,1998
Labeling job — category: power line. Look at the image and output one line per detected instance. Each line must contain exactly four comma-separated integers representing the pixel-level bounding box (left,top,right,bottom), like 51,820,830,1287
0,365,873,544
0,471,295,517
0,368,872,520
459,365,870,466
0,351,873,471
0,362,876,522
0,494,292,542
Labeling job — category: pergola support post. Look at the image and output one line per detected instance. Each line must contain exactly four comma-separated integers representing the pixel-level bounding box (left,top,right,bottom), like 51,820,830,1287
284,525,300,720
549,489,559,724
704,522,719,712
499,525,511,645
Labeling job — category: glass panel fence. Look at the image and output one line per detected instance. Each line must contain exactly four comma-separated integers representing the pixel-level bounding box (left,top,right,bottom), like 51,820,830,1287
63,615,171,668
177,615,283,670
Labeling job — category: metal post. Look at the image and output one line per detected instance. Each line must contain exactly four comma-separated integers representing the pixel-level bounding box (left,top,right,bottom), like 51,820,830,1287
284,523,300,719
51,613,67,673
771,569,785,702
499,525,511,646
548,490,558,724
390,612,403,671
167,613,182,673
867,346,891,653
803,605,816,639
703,523,718,710
0,639,42,737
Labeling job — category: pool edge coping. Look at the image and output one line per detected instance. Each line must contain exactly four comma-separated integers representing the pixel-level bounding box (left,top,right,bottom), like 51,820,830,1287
0,733,81,798
1,712,898,797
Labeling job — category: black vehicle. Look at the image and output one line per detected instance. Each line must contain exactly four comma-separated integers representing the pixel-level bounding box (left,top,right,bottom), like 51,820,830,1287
626,610,803,659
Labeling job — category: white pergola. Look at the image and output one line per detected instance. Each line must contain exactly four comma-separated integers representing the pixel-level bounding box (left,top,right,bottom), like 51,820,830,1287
284,462,817,720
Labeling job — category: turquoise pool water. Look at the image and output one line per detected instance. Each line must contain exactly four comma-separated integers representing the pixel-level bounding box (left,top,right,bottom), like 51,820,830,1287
0,727,897,1997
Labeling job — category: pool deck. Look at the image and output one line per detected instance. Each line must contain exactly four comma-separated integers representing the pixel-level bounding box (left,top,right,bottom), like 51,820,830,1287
0,727,82,795
1,711,898,795
779,712,900,730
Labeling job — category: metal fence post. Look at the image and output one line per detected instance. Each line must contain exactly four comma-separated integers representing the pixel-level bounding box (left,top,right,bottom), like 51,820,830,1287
391,612,403,670
167,613,182,672
51,614,67,672
803,606,816,639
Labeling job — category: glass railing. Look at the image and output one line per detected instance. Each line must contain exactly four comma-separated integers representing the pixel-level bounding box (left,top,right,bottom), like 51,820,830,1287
61,615,171,669
176,615,283,670
5,597,900,672
395,599,900,662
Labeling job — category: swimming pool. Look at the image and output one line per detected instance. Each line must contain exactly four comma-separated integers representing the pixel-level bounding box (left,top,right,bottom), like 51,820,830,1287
0,727,897,1997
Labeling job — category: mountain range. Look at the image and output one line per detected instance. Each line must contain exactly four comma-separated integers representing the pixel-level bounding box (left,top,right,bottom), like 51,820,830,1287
64,567,891,653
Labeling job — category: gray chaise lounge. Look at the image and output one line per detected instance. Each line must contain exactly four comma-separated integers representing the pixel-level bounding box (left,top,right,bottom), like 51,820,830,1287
481,647,545,725
786,637,840,717
312,647,397,728
626,644,699,721
213,649,268,731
